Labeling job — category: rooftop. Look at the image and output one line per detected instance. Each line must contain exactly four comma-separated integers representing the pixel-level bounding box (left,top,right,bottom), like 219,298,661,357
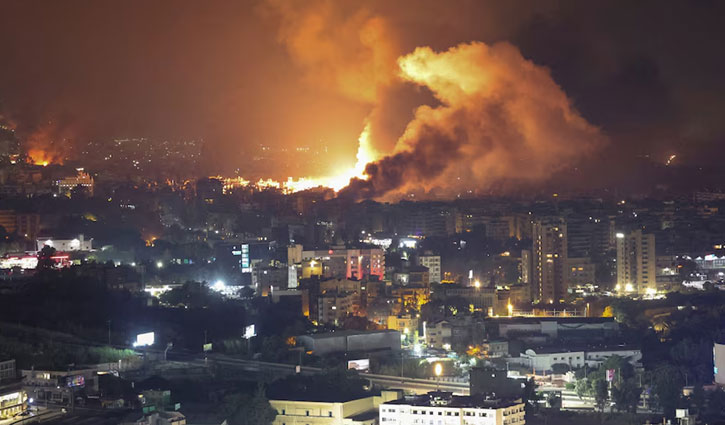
300,329,399,340
493,317,616,324
347,410,378,421
384,392,522,409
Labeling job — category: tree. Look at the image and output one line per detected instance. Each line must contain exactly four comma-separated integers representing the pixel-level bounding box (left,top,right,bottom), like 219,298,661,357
650,365,683,418
546,392,562,410
611,378,641,413
691,384,705,415
36,245,57,271
575,378,591,400
221,385,276,425
522,378,540,414
593,379,609,412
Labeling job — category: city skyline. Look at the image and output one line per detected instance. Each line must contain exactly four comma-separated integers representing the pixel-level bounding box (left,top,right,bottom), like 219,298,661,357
1,1,725,198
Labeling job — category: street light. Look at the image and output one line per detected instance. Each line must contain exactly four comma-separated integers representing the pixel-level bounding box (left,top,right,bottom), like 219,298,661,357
434,363,443,390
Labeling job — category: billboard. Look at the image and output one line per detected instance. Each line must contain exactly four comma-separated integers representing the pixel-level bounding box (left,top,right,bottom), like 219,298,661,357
243,324,256,339
715,343,725,385
66,375,85,388
347,359,370,372
606,369,615,382
133,332,155,347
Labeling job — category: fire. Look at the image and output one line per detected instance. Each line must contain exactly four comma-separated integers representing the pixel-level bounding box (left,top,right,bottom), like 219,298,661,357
27,149,54,166
216,123,377,194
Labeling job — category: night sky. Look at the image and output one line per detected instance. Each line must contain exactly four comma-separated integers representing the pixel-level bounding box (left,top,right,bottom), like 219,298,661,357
1,0,724,192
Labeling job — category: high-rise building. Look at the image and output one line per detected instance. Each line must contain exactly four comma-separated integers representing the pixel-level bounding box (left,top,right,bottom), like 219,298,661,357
520,249,532,285
616,229,656,294
417,253,441,284
532,217,568,304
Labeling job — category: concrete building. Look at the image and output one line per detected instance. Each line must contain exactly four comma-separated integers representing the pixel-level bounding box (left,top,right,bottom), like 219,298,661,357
56,169,94,196
387,315,419,345
510,345,642,373
297,330,401,356
317,291,359,325
0,210,41,238
0,359,26,420
480,340,509,358
426,317,487,351
300,247,385,280
417,254,441,284
0,360,16,382
427,320,453,350
270,390,402,425
567,257,596,288
22,367,99,406
532,217,568,304
616,230,656,295
519,250,532,286
493,317,619,341
36,234,93,252
379,391,525,425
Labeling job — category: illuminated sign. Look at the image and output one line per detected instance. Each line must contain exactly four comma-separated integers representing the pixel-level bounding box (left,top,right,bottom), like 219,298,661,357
66,375,85,387
133,332,155,347
241,244,251,273
347,359,370,372
243,324,256,339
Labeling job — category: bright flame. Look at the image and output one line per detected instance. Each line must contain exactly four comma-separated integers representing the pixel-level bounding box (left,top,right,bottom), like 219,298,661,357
27,149,53,166
214,123,377,194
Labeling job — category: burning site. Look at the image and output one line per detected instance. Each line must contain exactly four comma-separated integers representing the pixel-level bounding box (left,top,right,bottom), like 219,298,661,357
1,3,725,424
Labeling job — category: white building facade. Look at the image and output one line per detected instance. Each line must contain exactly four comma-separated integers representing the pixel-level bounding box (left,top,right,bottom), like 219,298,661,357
379,393,525,425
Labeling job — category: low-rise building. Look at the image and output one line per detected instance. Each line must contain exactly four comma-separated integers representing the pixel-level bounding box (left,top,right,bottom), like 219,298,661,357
0,359,27,420
36,234,93,252
22,367,99,406
379,391,525,425
509,345,642,373
270,390,401,425
56,169,94,196
297,330,401,356
387,315,419,345
492,317,619,342
417,253,441,284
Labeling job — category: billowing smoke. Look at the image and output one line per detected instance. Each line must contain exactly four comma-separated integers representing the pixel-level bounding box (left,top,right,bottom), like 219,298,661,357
340,41,605,200
265,0,398,104
24,119,71,165
264,0,409,158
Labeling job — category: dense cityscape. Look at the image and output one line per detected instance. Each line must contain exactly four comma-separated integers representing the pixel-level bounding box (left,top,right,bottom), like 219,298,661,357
1,1,725,425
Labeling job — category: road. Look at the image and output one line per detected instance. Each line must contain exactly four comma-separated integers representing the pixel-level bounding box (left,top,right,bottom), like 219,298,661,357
204,354,471,395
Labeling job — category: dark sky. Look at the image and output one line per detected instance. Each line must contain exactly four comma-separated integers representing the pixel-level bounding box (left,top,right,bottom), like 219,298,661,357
1,0,724,183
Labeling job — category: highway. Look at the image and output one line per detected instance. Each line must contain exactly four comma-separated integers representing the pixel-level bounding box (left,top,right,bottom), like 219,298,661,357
203,354,470,395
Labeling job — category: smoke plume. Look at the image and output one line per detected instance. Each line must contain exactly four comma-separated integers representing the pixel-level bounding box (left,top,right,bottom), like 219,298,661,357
340,41,605,200
265,0,398,104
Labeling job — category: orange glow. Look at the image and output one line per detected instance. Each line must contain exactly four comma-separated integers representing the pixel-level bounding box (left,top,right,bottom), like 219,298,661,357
214,123,377,194
27,149,55,166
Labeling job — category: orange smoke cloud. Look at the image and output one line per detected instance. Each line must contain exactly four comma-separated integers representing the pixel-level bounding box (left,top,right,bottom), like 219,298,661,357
340,41,605,200
25,121,67,166
266,0,398,104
